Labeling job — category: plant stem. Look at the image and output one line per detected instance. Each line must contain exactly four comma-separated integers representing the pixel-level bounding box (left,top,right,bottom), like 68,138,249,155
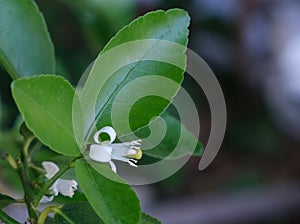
18,136,39,223
0,209,19,224
33,156,81,206
38,206,75,224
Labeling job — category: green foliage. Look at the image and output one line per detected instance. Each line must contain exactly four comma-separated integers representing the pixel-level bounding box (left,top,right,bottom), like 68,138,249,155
138,112,203,159
0,0,54,79
54,202,104,224
11,75,80,156
140,213,162,224
75,159,141,224
0,1,203,223
0,193,15,209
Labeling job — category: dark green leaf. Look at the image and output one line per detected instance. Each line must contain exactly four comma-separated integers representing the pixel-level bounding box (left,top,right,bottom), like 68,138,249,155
75,159,141,224
11,75,80,156
78,9,190,140
0,0,54,79
138,113,203,159
54,202,104,224
0,193,15,209
140,213,162,224
0,130,21,158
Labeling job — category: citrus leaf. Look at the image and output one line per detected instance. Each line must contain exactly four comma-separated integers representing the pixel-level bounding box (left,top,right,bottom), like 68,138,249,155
77,9,190,140
140,213,162,224
139,113,203,159
54,202,104,224
0,0,54,79
11,75,80,156
75,159,141,224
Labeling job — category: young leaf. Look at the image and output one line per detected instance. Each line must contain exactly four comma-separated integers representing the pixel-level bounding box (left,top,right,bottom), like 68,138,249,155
54,202,104,224
140,213,162,224
0,0,54,79
138,113,203,159
78,9,190,139
0,193,15,209
11,75,80,156
75,159,141,224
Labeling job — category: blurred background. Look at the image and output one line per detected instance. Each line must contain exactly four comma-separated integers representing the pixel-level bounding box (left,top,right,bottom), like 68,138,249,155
1,0,300,223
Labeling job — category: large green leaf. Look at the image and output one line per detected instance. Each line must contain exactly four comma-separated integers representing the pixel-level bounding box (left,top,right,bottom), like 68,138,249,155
137,113,203,159
54,202,104,224
75,159,141,224
0,0,54,79
11,75,80,156
78,9,190,140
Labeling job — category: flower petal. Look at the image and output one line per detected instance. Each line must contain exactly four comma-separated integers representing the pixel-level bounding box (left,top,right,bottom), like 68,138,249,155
56,179,78,198
108,161,117,173
89,144,112,162
42,161,59,179
93,126,116,144
40,195,54,203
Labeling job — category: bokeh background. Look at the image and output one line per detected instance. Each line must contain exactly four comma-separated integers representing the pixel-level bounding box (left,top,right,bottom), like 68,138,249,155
1,0,300,223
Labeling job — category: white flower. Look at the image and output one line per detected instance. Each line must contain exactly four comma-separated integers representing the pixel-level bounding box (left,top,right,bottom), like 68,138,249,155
40,161,78,203
89,126,142,173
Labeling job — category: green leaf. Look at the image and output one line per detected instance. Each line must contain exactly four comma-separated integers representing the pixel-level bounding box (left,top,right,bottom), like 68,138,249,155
54,202,104,224
78,9,190,140
140,213,162,224
75,159,141,224
0,193,15,209
11,75,80,156
0,209,19,224
0,0,54,79
0,130,21,158
139,113,203,159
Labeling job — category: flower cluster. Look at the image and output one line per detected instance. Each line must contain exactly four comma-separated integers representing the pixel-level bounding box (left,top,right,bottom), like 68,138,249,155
40,161,78,203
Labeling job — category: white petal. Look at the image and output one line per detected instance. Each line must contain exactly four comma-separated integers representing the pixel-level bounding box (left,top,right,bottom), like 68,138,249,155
56,179,78,198
40,195,54,203
108,161,117,173
89,144,112,162
94,126,116,144
42,161,59,179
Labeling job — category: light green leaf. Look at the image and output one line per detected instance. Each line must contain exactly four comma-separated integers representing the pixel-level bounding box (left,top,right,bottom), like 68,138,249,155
54,202,104,224
139,113,203,159
11,75,80,156
140,213,162,224
0,193,15,209
78,9,190,140
75,159,141,224
0,0,54,79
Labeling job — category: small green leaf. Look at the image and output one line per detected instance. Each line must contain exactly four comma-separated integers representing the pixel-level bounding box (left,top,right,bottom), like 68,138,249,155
0,193,15,209
11,75,80,156
54,202,104,224
75,159,141,224
140,213,162,224
78,9,190,139
0,130,21,158
0,0,54,79
138,113,203,159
